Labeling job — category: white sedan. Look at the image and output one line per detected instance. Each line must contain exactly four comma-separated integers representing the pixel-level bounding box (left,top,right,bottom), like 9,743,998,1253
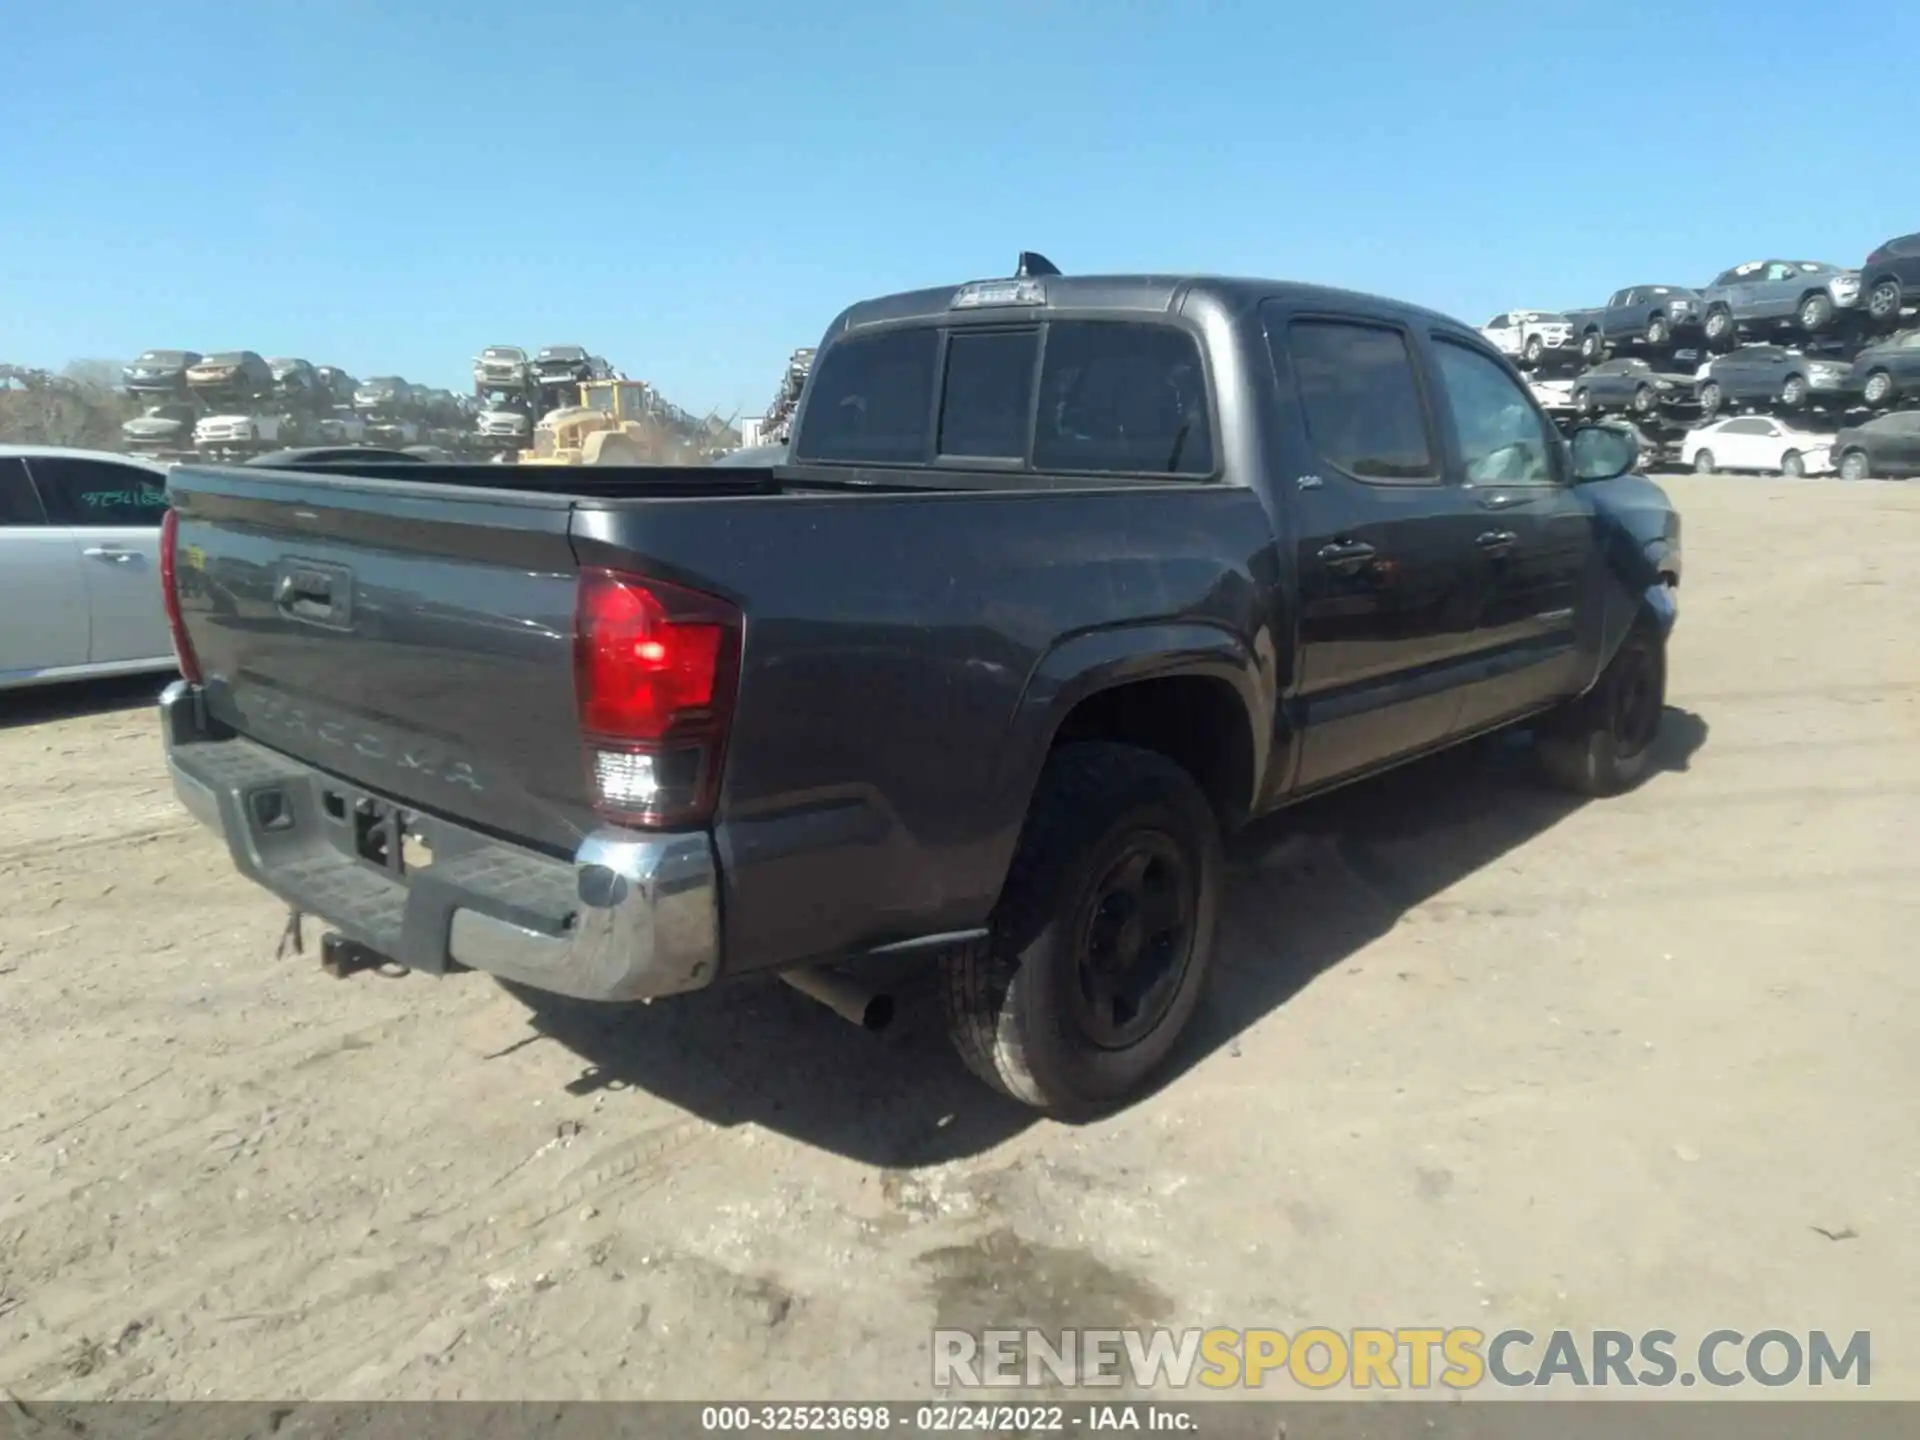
1680,417,1836,478
0,446,179,691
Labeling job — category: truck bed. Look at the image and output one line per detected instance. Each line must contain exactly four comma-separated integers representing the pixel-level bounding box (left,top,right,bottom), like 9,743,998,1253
163,460,1267,975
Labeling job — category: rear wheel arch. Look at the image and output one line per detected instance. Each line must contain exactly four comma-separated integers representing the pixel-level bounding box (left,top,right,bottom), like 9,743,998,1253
1043,671,1260,833
996,625,1272,854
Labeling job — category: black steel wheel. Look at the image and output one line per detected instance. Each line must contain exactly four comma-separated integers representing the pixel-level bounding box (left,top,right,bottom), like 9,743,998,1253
1066,834,1195,1049
1537,623,1668,796
940,742,1223,1117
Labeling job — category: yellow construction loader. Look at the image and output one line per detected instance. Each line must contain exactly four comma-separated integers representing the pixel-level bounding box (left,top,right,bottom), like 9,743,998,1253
518,379,662,465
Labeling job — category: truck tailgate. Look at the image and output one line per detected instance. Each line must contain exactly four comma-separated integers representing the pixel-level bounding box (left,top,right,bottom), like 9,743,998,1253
167,466,593,855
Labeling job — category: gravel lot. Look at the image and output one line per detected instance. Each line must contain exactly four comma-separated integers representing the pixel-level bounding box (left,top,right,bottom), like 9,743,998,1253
1,474,1915,1402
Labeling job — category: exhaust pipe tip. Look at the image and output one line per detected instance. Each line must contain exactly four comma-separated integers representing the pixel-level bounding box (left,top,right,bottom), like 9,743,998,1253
781,965,895,1033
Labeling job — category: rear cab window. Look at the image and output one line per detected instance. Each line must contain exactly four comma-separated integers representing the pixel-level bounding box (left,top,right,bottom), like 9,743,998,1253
792,328,939,465
793,317,1214,478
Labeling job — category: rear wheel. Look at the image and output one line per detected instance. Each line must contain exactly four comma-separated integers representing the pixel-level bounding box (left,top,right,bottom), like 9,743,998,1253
1698,381,1723,418
1692,448,1716,474
1840,449,1871,482
1798,292,1835,333
1781,449,1806,478
1867,278,1902,325
1631,385,1657,415
939,742,1223,1117
1780,375,1809,409
1537,622,1668,797
1863,370,1895,407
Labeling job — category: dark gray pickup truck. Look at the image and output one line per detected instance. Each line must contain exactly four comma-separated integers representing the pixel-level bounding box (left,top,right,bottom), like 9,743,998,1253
156,256,1682,1116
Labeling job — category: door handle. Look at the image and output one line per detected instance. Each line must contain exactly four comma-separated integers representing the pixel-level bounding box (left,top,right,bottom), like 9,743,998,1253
82,546,134,563
1317,539,1377,574
1476,530,1520,554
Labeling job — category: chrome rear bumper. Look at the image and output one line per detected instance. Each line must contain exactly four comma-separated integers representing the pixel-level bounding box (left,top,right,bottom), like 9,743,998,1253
160,680,720,1003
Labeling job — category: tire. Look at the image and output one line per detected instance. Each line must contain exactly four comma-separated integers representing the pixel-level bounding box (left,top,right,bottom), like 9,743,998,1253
1523,335,1545,365
1798,292,1835,333
1840,449,1871,482
1780,375,1808,409
1573,387,1593,416
1698,381,1723,418
1536,622,1668,797
1781,449,1805,478
1645,315,1670,347
1863,370,1895,407
1867,278,1902,325
1704,308,1734,347
938,742,1223,1117
1580,331,1605,364
1692,448,1716,474
1631,385,1659,415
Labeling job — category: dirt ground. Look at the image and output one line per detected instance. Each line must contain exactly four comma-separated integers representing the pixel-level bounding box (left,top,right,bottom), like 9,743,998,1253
1,474,1915,1403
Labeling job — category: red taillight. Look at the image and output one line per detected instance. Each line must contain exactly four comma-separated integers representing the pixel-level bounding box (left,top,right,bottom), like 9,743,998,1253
574,568,741,828
158,506,203,684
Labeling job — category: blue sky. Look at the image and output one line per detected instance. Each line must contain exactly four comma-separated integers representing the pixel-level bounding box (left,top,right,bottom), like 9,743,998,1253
3,0,1913,419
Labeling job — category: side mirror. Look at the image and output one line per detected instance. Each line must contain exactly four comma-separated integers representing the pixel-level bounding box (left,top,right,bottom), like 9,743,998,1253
1569,422,1639,483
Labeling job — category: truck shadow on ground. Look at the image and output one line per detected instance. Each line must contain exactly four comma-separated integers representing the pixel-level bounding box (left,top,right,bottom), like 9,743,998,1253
507,708,1709,1168
0,674,174,732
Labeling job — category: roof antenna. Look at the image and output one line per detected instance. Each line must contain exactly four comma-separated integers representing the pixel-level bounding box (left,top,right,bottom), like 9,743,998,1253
1015,251,1061,279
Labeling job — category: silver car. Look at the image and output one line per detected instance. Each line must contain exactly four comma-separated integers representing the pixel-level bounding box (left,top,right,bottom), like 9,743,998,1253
0,446,176,691
1699,260,1863,345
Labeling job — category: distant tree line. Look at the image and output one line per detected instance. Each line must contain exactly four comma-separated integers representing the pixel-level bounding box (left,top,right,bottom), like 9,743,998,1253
0,360,134,450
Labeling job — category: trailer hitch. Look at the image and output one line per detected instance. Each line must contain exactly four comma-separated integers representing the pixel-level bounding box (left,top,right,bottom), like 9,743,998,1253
319,931,389,979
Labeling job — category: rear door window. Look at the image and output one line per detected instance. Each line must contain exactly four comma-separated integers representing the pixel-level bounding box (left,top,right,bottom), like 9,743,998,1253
1032,321,1213,476
938,329,1039,459
25,457,169,527
1277,318,1439,483
0,457,47,524
793,327,939,465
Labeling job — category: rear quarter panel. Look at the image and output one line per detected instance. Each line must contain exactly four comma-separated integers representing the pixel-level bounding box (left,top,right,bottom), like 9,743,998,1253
572,484,1279,974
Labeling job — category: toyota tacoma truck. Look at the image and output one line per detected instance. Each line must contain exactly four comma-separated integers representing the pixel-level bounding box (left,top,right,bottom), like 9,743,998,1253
155,255,1682,1116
